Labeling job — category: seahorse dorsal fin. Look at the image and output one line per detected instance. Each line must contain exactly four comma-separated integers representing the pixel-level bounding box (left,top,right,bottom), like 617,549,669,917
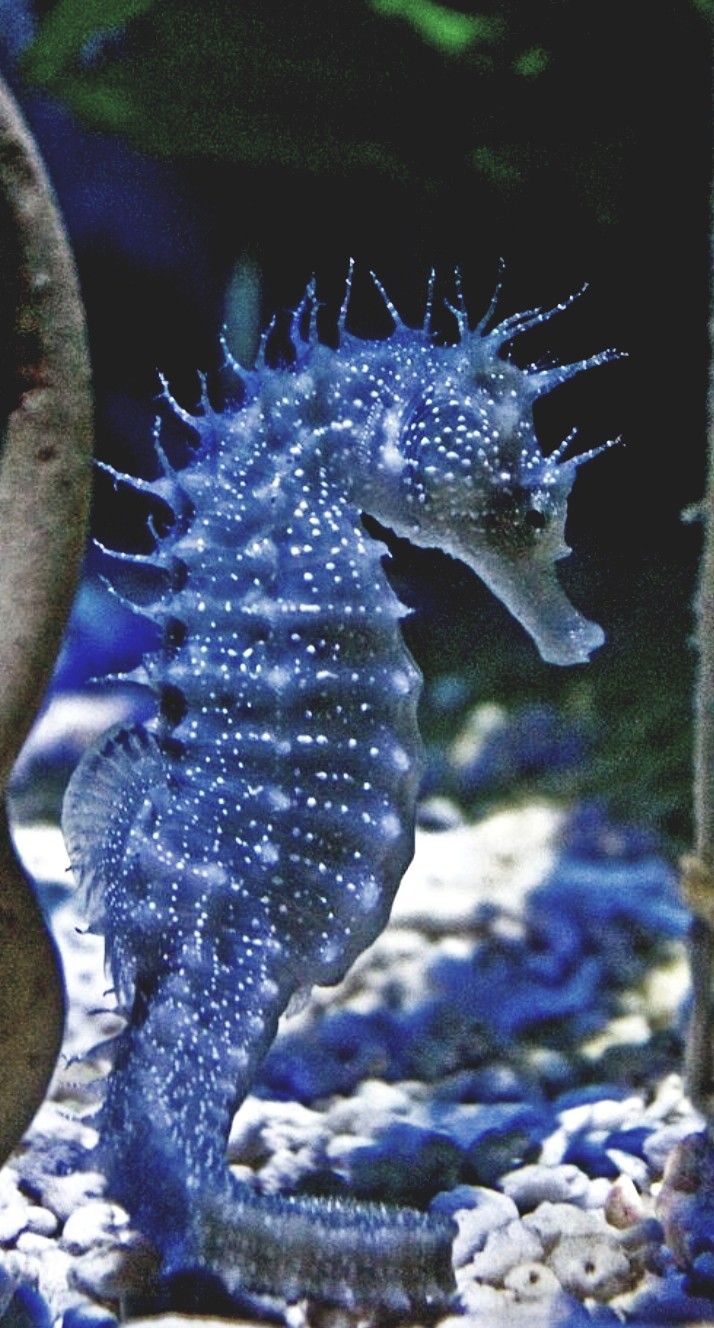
62,723,167,923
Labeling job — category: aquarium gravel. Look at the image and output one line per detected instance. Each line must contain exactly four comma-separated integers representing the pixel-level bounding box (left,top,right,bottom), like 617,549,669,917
2,723,713,1326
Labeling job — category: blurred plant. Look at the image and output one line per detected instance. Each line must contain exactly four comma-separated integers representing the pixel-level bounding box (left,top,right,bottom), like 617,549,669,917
0,71,92,1166
367,0,506,57
19,0,632,229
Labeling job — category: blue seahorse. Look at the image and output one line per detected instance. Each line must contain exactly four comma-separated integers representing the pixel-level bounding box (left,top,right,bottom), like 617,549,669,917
62,267,619,1314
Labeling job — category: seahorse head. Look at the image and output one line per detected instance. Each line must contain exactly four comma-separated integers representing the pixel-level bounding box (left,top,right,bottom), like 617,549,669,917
369,283,621,666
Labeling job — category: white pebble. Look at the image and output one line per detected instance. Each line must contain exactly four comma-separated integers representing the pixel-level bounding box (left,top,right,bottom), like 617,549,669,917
503,1260,561,1300
583,1176,613,1209
451,1189,520,1267
500,1163,590,1210
15,1230,54,1255
68,1231,154,1302
61,1200,129,1254
454,1281,580,1326
644,1121,703,1175
325,1079,412,1136
606,1146,649,1186
25,1101,98,1151
455,1277,515,1317
24,1206,59,1237
558,1096,643,1136
69,1248,128,1299
0,1168,21,1203
642,1073,690,1123
547,1233,633,1300
0,1201,29,1245
417,796,465,830
228,1097,327,1162
538,1126,568,1167
10,1243,76,1316
604,1174,644,1229
523,1201,604,1252
469,1218,544,1283
36,1171,105,1222
325,1132,373,1161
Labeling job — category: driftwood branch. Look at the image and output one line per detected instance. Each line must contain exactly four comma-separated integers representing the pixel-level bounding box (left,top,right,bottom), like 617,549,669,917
0,73,92,1166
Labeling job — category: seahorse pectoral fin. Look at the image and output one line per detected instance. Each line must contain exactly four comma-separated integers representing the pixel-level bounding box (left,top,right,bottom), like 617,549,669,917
62,723,168,920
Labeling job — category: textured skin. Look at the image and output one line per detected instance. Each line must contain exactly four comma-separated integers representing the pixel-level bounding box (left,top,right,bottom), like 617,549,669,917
62,271,618,1310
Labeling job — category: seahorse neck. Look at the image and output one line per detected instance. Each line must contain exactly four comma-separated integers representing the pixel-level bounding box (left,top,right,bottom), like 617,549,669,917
305,340,429,538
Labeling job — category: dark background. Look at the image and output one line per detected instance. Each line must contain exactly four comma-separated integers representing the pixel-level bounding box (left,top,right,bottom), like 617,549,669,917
2,0,711,840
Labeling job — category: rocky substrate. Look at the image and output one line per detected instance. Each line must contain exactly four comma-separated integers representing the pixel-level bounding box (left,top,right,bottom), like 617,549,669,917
1,794,713,1327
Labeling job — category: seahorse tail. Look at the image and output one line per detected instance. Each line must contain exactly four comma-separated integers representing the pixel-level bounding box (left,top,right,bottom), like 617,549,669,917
97,920,290,1265
196,1179,457,1316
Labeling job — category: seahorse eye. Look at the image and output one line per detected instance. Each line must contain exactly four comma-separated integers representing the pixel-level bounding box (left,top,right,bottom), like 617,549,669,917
481,484,549,550
523,507,547,532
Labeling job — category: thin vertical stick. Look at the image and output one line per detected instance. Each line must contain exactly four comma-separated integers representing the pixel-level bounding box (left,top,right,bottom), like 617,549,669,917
0,74,92,1165
682,92,714,1121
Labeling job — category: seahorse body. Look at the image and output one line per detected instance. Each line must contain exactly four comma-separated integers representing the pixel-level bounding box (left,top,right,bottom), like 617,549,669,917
62,270,618,1310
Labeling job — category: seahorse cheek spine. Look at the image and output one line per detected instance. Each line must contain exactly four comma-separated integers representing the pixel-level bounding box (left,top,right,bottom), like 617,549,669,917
61,272,620,1310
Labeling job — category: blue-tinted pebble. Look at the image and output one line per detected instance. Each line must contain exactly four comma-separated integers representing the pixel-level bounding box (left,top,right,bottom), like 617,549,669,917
631,1271,714,1322
12,1137,94,1200
259,1009,397,1101
533,856,687,948
554,1083,632,1110
418,748,451,799
426,1100,551,1152
690,1251,714,1290
562,803,663,862
454,702,585,800
346,1121,463,1203
431,946,604,1040
0,1270,16,1320
433,1065,534,1104
429,1184,490,1217
1,1285,52,1328
60,1310,118,1328
562,1135,620,1179
604,1126,652,1160
465,1126,542,1188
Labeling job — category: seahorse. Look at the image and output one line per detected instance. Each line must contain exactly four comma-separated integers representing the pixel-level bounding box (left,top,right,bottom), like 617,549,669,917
61,267,619,1315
